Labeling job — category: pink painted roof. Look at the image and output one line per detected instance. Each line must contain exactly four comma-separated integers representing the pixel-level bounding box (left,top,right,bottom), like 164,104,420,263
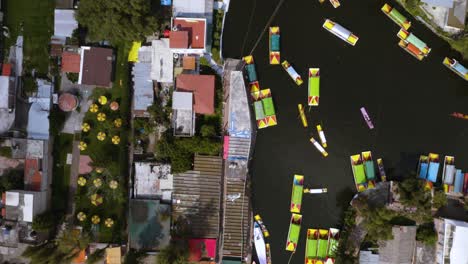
79,155,93,174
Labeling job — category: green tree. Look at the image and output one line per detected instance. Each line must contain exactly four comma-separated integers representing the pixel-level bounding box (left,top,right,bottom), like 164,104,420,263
363,206,395,241
66,72,79,83
416,223,438,245
0,169,24,193
432,190,447,209
156,242,188,264
76,0,157,43
200,124,216,137
56,228,91,260
32,211,55,231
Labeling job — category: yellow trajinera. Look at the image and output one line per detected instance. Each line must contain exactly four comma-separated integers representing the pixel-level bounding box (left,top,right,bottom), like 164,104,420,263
93,178,103,188
78,141,87,151
89,104,99,113
110,101,119,111
113,118,122,128
95,167,104,174
109,180,118,189
77,177,87,186
97,112,106,122
81,122,90,132
98,96,108,105
90,193,103,206
91,215,100,224
111,135,120,145
105,218,114,227
97,132,106,141
77,212,86,222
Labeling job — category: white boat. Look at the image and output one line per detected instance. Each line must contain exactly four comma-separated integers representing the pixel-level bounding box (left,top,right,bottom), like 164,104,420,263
304,188,328,194
254,222,267,264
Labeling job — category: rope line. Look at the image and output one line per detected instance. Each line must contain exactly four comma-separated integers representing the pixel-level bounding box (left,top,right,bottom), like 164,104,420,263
240,0,257,56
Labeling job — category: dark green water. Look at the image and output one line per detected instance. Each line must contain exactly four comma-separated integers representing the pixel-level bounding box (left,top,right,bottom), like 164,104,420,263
223,0,467,262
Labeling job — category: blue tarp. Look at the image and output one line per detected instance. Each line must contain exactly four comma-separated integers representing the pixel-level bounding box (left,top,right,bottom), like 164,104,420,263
427,162,439,182
160,0,171,6
365,161,376,180
454,170,464,193
271,35,280,51
454,63,468,75
418,163,429,179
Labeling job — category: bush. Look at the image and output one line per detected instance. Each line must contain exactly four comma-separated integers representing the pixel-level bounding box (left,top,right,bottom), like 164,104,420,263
416,223,438,245
432,190,447,209
0,146,12,158
66,72,79,83
200,124,216,137
0,169,24,193
32,211,55,231
22,75,38,95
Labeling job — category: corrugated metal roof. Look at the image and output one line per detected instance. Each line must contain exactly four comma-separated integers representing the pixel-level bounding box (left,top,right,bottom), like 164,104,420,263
378,226,417,264
172,155,222,238
132,62,153,112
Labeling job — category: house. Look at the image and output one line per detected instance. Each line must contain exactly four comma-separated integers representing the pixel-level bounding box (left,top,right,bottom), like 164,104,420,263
378,226,417,264
132,62,153,117
61,51,81,73
172,91,195,137
421,0,467,31
170,17,207,54
78,47,114,87
150,39,174,83
53,9,78,40
435,218,468,263
27,79,52,140
129,199,171,251
176,74,215,114
133,162,173,201
4,190,48,223
0,76,15,112
359,250,380,264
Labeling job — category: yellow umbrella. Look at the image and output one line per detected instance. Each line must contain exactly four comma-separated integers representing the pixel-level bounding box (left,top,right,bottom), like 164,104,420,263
95,167,104,174
89,104,99,113
91,215,100,224
77,212,87,222
110,101,119,111
97,132,106,141
77,177,87,186
81,122,91,132
97,112,106,122
93,178,102,188
98,96,108,105
90,193,103,206
104,218,114,228
109,180,118,189
114,118,122,128
111,135,120,145
78,141,87,151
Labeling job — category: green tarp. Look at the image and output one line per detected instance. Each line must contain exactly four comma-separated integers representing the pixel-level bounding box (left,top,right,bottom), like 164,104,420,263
327,238,338,258
317,239,328,258
389,9,406,25
262,97,275,116
309,77,319,96
307,239,318,258
353,164,366,184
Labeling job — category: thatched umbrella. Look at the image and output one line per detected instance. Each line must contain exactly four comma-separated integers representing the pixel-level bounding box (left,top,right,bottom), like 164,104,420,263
77,212,87,222
93,178,102,188
78,141,87,151
98,96,108,105
81,122,91,132
110,101,119,111
77,177,87,186
90,193,103,206
89,104,99,113
104,218,114,228
97,112,106,122
95,167,104,174
109,180,118,189
113,118,122,128
111,135,120,145
91,215,100,224
97,132,106,141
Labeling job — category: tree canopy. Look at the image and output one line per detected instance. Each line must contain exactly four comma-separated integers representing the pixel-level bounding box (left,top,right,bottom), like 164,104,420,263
76,0,157,43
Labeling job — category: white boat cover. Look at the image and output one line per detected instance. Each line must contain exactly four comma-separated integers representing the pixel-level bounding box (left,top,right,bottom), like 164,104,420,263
444,165,456,184
254,223,267,264
331,23,351,39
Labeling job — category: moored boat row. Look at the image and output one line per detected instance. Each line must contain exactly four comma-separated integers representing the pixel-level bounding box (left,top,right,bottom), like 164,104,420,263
305,228,340,263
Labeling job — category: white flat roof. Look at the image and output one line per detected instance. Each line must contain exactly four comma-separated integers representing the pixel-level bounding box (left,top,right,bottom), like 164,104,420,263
0,76,10,109
450,225,468,263
54,9,78,37
5,191,19,206
172,91,192,110
23,194,34,222
134,162,173,198
151,39,174,82
173,0,206,14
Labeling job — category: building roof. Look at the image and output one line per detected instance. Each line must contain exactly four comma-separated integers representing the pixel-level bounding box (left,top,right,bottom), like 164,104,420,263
24,159,42,192
150,39,174,82
170,31,189,48
5,190,47,222
188,238,217,261
172,92,195,136
359,250,380,264
0,76,9,109
105,247,121,264
176,74,215,114
422,0,455,7
446,0,467,30
183,56,196,70
442,218,468,263
54,9,78,37
171,18,206,50
129,199,171,251
79,47,113,87
79,155,93,174
227,70,252,138
61,51,81,73
132,62,154,114
378,226,417,264
173,0,209,14
2,63,12,76
27,80,52,140
134,162,173,201
173,91,193,110
172,155,222,238
58,93,78,112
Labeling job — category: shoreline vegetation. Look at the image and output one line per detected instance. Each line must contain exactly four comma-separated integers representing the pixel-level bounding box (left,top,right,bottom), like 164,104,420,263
397,0,468,59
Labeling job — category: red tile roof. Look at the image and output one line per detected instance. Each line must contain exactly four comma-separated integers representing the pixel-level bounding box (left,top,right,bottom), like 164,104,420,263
58,93,78,112
2,63,11,76
61,51,81,73
24,159,42,191
176,74,215,114
172,18,206,49
170,31,189,48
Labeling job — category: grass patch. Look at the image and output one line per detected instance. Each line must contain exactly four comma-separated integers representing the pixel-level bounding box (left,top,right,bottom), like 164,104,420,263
3,0,54,75
211,9,224,64
51,133,74,215
0,146,12,158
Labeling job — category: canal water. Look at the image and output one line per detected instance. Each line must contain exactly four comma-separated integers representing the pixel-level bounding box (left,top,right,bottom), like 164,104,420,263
223,0,468,263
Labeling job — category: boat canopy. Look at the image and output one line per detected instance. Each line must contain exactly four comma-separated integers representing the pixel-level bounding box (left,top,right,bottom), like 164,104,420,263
331,23,351,39
389,9,407,25
406,34,427,51
262,97,275,116
454,170,464,193
365,161,376,180
427,162,439,182
354,164,366,184
306,231,318,259
271,35,280,51
287,67,299,78
444,164,456,184
254,101,265,120
454,62,468,75
317,230,329,259
419,162,429,179
246,64,257,82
